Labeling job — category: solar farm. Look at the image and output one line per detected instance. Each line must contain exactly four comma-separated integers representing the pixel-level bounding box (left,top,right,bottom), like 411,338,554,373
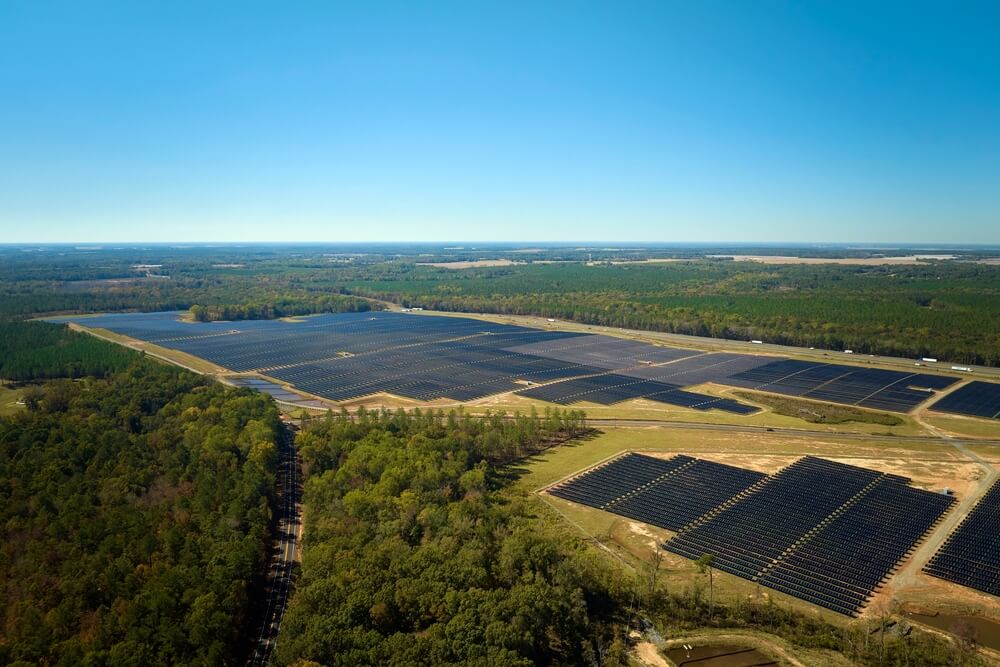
548,453,956,616
49,310,1000,422
49,309,1000,631
924,479,1000,598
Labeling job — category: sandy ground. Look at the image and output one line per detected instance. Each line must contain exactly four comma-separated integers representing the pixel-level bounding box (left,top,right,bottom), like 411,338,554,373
416,259,520,268
709,254,957,265
635,642,670,667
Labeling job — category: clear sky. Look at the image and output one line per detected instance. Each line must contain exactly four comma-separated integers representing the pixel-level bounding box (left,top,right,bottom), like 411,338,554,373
1,1,998,244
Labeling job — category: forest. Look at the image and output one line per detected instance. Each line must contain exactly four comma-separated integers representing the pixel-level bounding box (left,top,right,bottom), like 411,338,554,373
0,321,136,381
277,408,981,667
275,407,615,666
0,360,281,666
343,261,1000,365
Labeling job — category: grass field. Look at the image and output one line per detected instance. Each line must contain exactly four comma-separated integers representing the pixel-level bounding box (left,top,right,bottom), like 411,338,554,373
0,384,30,416
730,390,903,426
923,413,1000,439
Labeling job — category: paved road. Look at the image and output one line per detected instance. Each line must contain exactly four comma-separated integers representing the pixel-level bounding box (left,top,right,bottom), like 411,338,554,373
247,425,302,666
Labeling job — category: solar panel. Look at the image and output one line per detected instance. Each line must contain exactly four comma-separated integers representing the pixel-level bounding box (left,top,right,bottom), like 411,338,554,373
929,381,1000,420
664,457,952,616
924,480,1000,596
723,359,957,413
47,311,959,414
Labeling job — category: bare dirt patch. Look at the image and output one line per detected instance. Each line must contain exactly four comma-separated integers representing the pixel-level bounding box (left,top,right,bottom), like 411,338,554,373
710,254,956,265
417,259,521,269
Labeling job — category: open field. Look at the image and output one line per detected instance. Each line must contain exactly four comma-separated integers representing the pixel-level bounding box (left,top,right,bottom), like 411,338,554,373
923,413,1000,439
0,384,30,416
521,427,1000,628
415,259,521,268
708,254,958,265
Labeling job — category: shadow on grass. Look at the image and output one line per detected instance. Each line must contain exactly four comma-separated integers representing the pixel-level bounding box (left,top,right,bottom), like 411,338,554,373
495,427,605,486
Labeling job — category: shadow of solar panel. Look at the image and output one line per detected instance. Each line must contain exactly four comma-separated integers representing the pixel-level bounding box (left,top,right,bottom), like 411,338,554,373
924,479,1000,597
929,381,1000,420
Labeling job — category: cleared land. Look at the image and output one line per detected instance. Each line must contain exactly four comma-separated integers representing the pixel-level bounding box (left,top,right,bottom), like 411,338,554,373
709,254,958,265
415,259,521,268
0,384,30,416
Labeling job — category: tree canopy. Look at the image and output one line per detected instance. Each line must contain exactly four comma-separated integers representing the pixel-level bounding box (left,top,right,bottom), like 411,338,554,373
0,362,281,666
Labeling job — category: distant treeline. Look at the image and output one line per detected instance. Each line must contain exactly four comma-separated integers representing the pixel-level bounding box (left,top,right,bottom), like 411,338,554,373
0,321,136,381
187,294,374,322
0,362,281,665
344,262,1000,366
0,278,377,321
4,251,998,365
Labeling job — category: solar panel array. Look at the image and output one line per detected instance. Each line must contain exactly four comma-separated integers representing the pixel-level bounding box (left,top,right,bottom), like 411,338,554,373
49,311,959,414
605,458,767,531
548,453,766,531
548,453,691,508
724,359,957,412
517,374,759,414
665,457,953,616
924,479,1000,597
929,381,1000,420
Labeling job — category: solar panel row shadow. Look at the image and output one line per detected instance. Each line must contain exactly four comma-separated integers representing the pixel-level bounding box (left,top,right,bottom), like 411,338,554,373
929,381,1000,420
723,359,957,413
924,479,1000,597
665,456,950,616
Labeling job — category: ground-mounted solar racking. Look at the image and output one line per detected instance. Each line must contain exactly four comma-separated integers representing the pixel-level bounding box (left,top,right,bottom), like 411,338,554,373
602,458,767,531
547,453,767,531
723,359,958,413
923,479,1000,597
665,456,954,616
547,453,693,509
48,310,960,414
516,374,759,414
929,381,1000,420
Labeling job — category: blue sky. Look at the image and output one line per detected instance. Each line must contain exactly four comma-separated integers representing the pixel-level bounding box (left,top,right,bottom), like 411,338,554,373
1,1,998,243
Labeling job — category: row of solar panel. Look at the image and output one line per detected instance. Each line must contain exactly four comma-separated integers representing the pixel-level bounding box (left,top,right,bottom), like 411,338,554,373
724,359,958,413
928,381,1000,420
550,454,952,616
517,374,759,414
924,479,1000,597
548,453,769,532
